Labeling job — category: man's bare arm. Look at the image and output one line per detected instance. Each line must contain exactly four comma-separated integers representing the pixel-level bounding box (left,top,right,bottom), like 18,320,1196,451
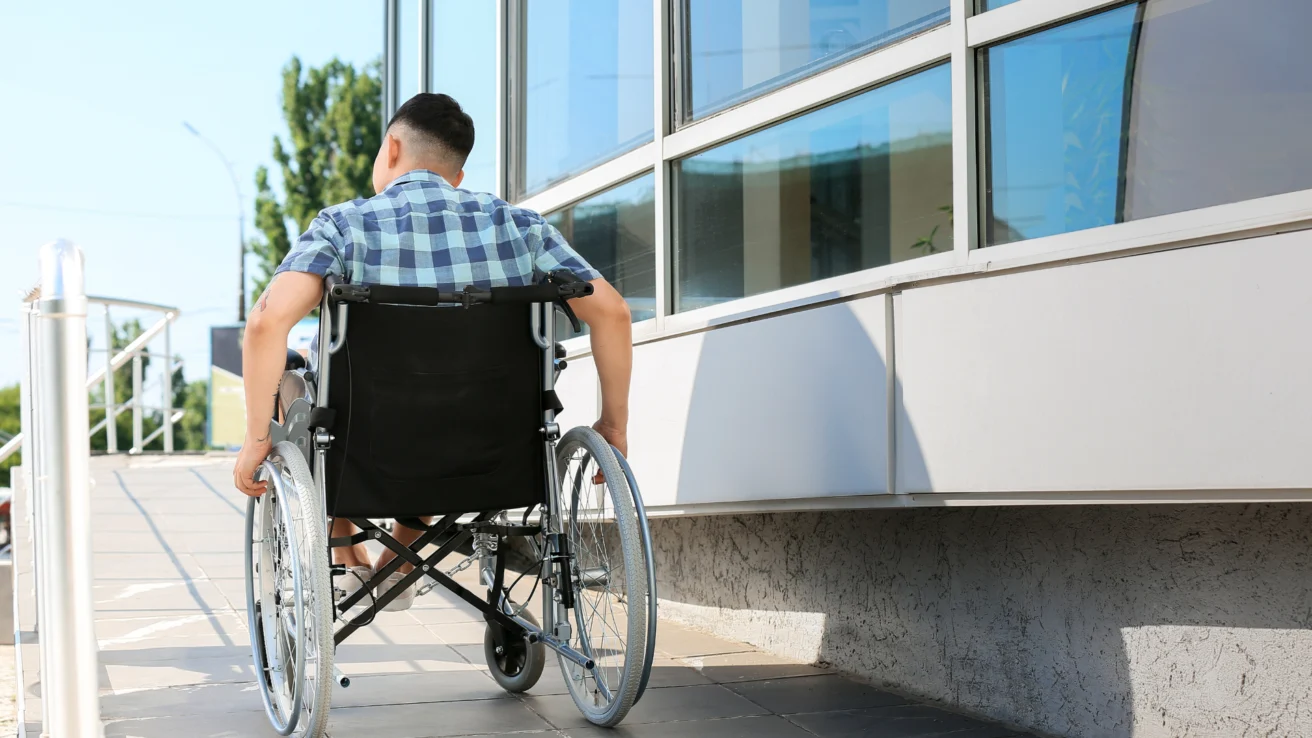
232,271,323,496
243,272,324,439
568,279,632,454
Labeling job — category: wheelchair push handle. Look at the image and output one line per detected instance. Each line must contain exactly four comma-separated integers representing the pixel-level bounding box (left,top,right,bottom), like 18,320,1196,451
326,271,593,308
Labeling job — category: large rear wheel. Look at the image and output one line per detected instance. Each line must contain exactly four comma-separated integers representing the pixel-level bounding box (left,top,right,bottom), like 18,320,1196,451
553,427,652,727
245,441,334,737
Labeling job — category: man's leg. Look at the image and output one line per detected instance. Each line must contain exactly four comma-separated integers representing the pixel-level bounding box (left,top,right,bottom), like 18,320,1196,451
331,518,371,568
372,518,432,612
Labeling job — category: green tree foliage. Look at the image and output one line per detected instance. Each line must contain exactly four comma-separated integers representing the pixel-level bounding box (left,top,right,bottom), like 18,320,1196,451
0,385,19,488
250,56,383,299
173,378,210,452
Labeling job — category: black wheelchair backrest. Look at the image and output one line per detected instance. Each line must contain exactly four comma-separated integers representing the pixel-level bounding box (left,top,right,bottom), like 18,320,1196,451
322,298,549,518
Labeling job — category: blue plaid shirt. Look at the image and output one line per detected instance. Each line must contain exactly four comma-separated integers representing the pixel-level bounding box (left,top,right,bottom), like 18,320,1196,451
276,169,600,288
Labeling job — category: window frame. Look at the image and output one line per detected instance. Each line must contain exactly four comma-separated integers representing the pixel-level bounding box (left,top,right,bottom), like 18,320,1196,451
373,0,1312,358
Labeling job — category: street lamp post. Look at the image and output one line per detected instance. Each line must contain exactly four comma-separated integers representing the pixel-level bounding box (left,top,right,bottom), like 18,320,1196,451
183,122,247,322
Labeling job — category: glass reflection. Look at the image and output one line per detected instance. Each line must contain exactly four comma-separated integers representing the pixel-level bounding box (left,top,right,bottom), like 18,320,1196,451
985,0,1312,245
430,0,497,194
525,1,654,196
548,174,657,337
675,65,952,313
684,0,949,120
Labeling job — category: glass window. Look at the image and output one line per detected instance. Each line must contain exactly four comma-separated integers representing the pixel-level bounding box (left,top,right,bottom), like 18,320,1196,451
683,0,949,121
675,65,952,313
985,0,1312,245
396,0,420,108
431,0,497,195
524,1,653,197
548,174,657,337
980,0,1021,10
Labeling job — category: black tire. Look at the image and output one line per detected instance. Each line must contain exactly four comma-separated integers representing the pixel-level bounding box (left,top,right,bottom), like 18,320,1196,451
485,606,546,692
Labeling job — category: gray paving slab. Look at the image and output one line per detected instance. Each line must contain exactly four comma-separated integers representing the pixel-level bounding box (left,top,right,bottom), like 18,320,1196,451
325,699,553,736
93,552,209,581
519,683,769,729
784,704,1032,738
561,714,816,738
100,681,265,719
728,674,911,714
448,641,715,697
329,670,512,709
654,622,756,659
681,650,834,683
101,654,258,691
18,455,1029,738
104,710,282,737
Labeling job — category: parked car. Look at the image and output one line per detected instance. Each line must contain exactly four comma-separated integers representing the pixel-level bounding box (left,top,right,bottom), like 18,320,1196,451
0,488,11,555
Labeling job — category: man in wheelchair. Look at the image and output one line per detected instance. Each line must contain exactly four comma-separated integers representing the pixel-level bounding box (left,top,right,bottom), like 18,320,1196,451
228,93,656,735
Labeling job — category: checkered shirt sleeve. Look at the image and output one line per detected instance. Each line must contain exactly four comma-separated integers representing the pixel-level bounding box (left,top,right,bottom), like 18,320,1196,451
524,216,602,283
276,212,347,279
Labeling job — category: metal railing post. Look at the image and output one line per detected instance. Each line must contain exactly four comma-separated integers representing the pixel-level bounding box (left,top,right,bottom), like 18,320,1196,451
162,319,174,453
103,306,117,453
33,239,104,737
18,291,51,733
18,296,38,519
131,352,143,453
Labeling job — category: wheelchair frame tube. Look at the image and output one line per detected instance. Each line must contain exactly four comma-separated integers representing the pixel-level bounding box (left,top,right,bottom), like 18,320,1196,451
314,292,335,540
537,302,570,640
315,292,334,409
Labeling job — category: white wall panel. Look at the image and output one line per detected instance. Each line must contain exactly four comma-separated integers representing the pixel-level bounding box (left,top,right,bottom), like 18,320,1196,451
567,298,891,509
896,230,1312,494
553,353,597,430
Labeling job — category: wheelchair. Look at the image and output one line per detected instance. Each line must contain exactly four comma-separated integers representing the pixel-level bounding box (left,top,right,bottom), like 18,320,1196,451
243,273,658,736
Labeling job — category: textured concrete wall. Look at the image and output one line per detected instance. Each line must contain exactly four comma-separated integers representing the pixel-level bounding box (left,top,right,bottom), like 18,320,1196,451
649,504,1312,738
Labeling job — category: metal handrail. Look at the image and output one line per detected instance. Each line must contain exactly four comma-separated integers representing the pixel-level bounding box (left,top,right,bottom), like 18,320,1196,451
23,240,104,736
85,295,180,313
0,295,182,463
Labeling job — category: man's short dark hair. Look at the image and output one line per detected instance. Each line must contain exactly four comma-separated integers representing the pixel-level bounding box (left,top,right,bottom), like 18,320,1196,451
387,93,475,168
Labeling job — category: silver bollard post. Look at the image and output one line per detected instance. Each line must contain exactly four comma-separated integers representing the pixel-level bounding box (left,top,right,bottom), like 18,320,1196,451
33,240,104,737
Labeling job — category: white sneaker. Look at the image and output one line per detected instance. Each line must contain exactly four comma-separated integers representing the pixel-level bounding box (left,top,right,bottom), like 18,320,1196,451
380,571,416,612
333,565,374,621
336,566,373,602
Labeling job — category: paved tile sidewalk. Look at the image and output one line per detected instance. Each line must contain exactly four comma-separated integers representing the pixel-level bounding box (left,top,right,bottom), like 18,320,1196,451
15,455,1033,738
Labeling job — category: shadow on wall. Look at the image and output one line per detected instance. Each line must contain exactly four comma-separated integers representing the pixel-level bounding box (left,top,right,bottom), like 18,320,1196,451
650,504,1312,738
671,297,930,507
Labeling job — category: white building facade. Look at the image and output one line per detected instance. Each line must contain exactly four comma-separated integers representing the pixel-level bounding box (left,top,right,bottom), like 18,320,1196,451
384,2,1312,735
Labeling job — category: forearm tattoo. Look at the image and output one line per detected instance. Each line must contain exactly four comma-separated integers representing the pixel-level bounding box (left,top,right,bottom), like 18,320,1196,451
256,274,281,313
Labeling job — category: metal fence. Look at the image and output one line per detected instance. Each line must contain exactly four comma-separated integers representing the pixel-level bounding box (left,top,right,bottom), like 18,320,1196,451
0,261,182,467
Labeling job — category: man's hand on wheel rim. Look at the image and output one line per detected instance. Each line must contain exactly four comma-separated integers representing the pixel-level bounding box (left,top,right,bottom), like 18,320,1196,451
233,435,273,497
592,420,627,485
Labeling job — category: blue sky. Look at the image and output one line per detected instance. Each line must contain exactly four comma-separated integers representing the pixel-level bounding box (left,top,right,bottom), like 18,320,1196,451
0,1,384,386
